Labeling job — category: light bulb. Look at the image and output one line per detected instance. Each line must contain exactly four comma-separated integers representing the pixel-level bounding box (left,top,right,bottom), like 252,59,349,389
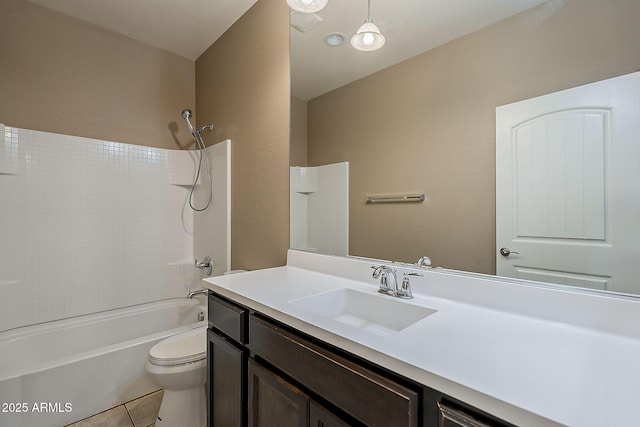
302,0,312,4
362,32,374,46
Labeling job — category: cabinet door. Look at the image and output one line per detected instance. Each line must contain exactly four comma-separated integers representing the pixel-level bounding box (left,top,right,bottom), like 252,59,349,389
250,315,419,427
208,329,246,427
310,401,351,427
248,358,309,427
437,402,493,427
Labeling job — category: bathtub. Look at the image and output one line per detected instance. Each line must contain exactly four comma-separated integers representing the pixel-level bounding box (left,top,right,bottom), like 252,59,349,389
0,298,207,427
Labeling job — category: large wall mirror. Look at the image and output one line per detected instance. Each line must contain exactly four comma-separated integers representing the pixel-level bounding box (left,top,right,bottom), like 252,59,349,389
290,0,640,296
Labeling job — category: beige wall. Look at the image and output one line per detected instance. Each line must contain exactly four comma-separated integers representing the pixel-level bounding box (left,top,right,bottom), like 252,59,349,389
290,96,308,166
0,0,195,149
196,0,290,270
307,0,640,274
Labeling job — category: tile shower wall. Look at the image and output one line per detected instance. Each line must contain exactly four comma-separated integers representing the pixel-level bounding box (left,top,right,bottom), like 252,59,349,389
0,124,229,332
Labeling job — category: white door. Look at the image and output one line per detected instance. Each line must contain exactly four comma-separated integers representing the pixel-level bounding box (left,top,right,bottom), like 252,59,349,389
496,72,640,294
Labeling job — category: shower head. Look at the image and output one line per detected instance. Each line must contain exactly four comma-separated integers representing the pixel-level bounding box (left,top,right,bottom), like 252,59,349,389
181,109,196,136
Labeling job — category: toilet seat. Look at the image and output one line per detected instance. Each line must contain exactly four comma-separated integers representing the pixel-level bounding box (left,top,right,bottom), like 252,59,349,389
148,327,206,366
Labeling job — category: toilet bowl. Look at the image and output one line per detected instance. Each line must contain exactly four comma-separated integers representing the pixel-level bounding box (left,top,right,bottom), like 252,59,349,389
145,326,207,427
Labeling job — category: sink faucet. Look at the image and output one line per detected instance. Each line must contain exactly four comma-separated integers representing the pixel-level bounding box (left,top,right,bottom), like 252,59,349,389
187,289,208,299
371,265,398,296
372,266,422,299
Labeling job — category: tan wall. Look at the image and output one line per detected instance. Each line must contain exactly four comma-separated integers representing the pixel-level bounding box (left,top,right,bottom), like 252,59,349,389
196,0,290,270
307,0,640,274
0,0,195,149
290,96,308,166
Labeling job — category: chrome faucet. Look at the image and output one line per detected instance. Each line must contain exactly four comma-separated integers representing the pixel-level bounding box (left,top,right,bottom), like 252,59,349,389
371,265,398,296
415,256,432,268
187,289,209,299
194,256,213,276
372,265,422,299
397,272,422,299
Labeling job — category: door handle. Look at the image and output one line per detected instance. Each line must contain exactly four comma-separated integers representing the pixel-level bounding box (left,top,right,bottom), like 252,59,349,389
499,247,519,257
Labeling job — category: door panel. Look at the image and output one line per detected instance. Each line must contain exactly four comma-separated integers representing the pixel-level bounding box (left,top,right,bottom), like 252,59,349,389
248,358,309,427
208,329,246,427
513,266,611,290
496,72,640,293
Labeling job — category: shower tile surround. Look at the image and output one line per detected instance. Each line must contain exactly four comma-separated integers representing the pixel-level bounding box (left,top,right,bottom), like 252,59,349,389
0,124,230,332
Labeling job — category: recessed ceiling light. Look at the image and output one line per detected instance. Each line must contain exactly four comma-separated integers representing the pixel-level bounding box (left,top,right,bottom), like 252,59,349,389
286,0,328,14
324,32,345,47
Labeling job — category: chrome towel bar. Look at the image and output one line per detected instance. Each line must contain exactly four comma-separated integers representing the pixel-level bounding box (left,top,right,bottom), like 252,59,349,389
366,193,425,204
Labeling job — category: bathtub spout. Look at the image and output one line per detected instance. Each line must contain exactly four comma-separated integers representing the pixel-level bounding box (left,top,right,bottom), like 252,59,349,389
187,289,209,299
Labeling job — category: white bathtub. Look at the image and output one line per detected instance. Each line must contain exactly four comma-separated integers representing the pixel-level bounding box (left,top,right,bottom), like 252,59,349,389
0,298,207,427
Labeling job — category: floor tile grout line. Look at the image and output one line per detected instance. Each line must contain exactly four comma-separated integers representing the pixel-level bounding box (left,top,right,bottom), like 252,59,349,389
64,389,163,427
125,404,136,427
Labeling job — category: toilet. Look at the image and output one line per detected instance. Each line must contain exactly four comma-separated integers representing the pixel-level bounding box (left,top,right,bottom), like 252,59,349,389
145,326,207,427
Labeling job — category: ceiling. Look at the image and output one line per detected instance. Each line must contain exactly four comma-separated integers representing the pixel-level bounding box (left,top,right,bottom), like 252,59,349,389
28,0,549,99
291,0,550,100
28,0,258,61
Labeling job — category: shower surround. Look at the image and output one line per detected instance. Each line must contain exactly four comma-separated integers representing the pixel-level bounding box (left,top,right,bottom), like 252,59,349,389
0,124,230,332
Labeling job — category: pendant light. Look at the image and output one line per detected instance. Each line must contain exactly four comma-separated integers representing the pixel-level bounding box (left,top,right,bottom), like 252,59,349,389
286,0,328,14
351,0,385,52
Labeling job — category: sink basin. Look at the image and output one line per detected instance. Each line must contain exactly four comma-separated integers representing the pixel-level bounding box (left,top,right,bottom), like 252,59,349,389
288,288,436,337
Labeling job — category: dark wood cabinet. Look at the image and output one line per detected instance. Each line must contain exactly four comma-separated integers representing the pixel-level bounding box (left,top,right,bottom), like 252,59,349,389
309,401,351,427
207,329,246,427
248,358,309,427
437,402,494,427
249,314,419,427
207,293,248,427
207,290,515,427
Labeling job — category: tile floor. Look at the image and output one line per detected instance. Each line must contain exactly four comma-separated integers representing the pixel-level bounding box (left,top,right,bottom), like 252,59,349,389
64,390,163,427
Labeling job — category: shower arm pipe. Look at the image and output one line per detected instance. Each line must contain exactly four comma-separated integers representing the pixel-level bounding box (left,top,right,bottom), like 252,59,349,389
182,109,214,137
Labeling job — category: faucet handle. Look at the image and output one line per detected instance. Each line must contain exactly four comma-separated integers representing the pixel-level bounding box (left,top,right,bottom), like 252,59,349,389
371,265,383,277
194,256,213,276
397,272,421,299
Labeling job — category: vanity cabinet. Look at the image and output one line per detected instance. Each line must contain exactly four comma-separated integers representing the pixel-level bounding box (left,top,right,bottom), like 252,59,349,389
436,402,494,427
249,314,419,427
248,358,352,427
207,290,514,427
207,294,248,427
248,358,309,426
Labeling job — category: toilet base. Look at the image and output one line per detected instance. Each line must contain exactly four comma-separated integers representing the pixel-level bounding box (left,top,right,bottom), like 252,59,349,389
155,385,206,427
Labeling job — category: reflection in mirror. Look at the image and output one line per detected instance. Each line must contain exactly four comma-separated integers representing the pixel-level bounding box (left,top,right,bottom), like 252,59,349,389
290,162,349,256
290,0,640,295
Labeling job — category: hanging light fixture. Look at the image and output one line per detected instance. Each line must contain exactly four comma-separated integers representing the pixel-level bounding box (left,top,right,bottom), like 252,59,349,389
286,0,328,14
351,0,385,52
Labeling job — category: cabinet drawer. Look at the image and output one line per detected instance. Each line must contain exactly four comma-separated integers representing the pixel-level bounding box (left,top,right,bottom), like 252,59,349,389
249,315,419,427
208,294,247,344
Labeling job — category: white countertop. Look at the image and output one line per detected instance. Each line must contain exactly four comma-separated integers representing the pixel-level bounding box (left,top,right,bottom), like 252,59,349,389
203,250,640,427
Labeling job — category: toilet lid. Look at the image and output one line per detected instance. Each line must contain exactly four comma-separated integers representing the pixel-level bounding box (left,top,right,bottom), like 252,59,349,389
148,326,207,366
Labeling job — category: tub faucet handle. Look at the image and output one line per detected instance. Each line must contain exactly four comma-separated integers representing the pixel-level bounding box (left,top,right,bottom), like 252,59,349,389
194,256,213,276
